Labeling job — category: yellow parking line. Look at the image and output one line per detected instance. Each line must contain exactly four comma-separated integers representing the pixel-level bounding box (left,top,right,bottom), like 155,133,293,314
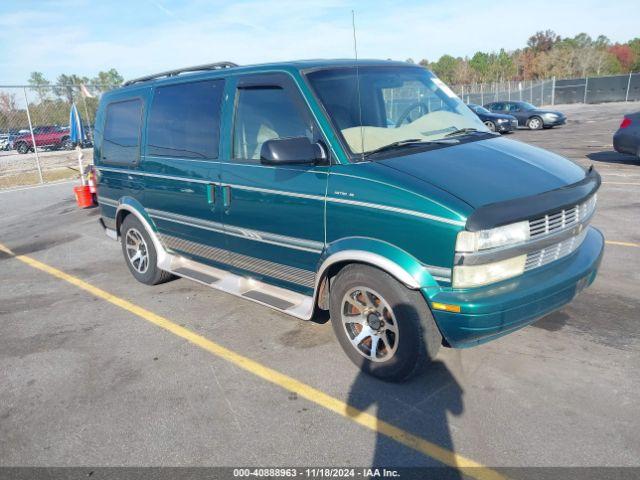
0,242,505,480
606,240,640,248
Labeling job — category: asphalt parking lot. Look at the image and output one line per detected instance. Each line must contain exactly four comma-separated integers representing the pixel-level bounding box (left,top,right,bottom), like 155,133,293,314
1,101,639,477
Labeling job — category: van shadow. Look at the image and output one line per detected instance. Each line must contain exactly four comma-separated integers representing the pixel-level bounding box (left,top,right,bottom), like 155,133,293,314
342,303,465,479
586,151,639,166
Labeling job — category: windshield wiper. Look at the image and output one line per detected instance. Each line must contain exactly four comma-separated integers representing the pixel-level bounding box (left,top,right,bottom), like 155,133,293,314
445,127,495,138
363,139,454,158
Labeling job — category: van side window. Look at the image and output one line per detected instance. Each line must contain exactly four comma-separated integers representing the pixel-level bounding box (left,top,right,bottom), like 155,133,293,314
103,99,143,166
232,86,313,163
147,80,224,159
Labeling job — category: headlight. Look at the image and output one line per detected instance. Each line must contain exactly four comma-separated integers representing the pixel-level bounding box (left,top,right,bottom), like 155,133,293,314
545,113,559,119
452,255,526,288
452,221,530,288
496,118,507,123
455,221,529,252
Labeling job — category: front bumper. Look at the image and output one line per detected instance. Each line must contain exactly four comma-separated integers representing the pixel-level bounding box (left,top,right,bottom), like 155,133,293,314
543,116,566,126
424,226,604,348
496,121,515,132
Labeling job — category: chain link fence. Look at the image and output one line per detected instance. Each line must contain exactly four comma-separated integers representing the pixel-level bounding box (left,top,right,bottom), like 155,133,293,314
454,72,640,107
2,73,640,189
0,84,112,190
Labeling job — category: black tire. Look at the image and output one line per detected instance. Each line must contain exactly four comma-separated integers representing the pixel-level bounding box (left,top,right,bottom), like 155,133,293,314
120,215,173,285
527,116,543,130
16,142,29,154
61,136,73,150
329,264,441,382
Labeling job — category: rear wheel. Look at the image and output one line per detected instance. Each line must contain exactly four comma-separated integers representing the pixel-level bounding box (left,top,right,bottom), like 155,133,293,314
329,264,441,382
120,215,173,285
61,137,73,150
527,116,543,130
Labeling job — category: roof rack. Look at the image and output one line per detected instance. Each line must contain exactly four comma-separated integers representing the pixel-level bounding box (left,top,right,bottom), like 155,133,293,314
123,61,239,86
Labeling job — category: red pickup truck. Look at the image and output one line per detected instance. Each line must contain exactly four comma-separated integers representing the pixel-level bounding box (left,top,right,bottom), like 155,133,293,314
13,125,72,154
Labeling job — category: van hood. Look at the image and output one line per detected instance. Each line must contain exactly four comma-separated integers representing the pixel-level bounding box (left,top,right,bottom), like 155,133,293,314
377,136,587,208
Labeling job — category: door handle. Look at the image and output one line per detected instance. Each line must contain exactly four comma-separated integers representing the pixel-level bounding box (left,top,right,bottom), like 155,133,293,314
222,185,231,212
206,184,216,205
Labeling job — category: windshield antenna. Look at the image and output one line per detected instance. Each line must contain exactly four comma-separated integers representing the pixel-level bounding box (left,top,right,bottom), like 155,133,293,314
352,10,365,160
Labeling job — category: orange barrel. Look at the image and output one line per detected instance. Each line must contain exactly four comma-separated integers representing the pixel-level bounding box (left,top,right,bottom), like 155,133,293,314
73,185,94,208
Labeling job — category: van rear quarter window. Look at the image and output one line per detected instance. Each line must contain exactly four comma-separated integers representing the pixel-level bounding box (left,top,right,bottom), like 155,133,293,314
103,98,143,166
147,79,224,159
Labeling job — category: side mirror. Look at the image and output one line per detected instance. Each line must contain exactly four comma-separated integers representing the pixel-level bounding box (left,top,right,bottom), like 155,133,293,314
260,137,327,166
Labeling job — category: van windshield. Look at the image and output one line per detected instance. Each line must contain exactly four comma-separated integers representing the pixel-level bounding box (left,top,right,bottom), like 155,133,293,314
306,66,488,156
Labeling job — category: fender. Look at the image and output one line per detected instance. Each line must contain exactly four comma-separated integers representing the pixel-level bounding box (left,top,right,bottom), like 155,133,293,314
314,237,444,295
115,197,171,270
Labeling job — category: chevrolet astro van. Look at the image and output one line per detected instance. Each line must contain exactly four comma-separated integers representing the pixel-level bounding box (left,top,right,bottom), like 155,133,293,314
94,60,604,380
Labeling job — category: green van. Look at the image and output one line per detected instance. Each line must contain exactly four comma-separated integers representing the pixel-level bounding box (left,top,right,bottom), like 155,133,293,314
94,60,603,380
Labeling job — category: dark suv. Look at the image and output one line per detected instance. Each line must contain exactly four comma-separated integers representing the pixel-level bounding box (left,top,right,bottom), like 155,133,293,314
13,125,72,154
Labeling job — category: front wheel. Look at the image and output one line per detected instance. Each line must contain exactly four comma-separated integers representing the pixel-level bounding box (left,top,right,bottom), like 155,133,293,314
120,215,174,285
330,264,441,382
16,142,29,154
527,116,543,130
484,120,496,132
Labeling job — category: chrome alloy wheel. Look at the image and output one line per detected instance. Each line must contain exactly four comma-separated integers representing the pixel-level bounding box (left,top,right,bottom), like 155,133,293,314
341,287,399,362
528,117,542,129
125,227,149,274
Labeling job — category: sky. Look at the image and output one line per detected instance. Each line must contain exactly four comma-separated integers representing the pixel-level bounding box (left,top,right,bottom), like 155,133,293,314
0,0,638,85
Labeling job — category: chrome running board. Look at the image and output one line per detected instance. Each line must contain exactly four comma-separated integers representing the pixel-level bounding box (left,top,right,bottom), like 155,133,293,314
165,253,314,320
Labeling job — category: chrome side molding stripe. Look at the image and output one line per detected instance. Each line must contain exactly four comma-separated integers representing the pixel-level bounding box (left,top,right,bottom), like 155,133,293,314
97,197,119,207
326,197,466,226
222,182,464,226
97,167,464,226
147,208,324,253
160,233,316,288
97,166,211,184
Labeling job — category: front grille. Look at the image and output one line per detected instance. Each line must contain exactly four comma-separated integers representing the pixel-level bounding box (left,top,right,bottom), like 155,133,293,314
524,228,588,271
529,194,596,240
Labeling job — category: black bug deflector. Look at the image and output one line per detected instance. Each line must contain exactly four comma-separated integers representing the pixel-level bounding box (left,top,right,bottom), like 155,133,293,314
466,167,601,231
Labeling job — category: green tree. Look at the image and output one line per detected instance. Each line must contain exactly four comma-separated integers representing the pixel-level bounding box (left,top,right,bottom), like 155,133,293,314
488,49,515,81
92,69,124,91
54,74,88,103
469,52,490,81
430,55,459,84
28,72,51,102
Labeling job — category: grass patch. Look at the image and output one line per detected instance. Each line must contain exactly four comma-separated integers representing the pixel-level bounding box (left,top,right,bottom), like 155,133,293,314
0,167,79,190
